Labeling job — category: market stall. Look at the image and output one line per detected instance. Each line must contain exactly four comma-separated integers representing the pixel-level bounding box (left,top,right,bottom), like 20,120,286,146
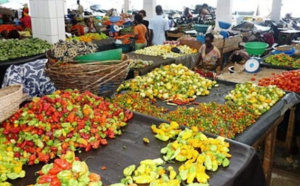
10,112,265,186
127,43,199,77
114,63,300,184
0,38,51,85
261,53,300,70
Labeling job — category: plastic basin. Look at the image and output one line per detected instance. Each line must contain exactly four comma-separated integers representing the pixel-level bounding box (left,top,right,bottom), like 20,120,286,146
272,47,296,56
218,21,231,29
74,49,122,63
244,42,268,56
109,16,121,23
194,24,209,33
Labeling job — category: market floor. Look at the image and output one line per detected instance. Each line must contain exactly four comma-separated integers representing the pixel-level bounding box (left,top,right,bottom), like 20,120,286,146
271,137,300,186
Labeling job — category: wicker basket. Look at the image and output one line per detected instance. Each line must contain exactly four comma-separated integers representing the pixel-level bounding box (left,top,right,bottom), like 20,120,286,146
45,55,130,97
0,84,23,123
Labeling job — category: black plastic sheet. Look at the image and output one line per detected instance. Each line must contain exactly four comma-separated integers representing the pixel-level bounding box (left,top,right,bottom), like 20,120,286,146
134,80,300,146
10,113,265,186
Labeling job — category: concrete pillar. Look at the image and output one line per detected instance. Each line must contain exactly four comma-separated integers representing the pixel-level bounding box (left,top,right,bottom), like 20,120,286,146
215,0,233,30
29,0,65,44
143,0,157,20
271,0,282,23
124,0,130,13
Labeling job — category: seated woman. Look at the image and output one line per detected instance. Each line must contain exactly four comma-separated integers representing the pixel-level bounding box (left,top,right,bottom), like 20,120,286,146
133,14,148,50
87,16,97,33
194,33,221,77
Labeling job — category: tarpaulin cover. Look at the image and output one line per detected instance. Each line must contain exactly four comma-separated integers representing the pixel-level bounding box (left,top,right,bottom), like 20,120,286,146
10,113,265,186
142,80,300,146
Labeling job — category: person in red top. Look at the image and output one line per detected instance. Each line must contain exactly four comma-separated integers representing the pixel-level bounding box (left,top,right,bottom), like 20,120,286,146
133,14,148,50
70,19,85,36
20,7,32,29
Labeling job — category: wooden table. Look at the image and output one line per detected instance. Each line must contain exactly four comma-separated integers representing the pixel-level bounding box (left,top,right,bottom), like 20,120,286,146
218,66,286,84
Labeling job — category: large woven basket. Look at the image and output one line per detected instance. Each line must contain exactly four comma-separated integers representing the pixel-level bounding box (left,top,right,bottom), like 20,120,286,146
0,84,23,123
45,55,130,97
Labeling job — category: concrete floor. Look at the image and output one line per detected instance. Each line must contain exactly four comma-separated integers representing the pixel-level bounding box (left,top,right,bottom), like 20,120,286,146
271,169,300,186
271,137,300,186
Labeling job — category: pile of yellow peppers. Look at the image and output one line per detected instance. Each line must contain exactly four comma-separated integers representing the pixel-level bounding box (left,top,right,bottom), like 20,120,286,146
151,122,181,141
117,64,217,104
112,122,231,185
135,44,197,59
0,132,25,185
225,82,285,115
111,159,180,186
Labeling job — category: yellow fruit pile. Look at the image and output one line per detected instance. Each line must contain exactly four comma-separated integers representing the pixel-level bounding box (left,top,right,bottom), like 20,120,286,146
225,82,285,115
117,64,217,104
135,45,197,59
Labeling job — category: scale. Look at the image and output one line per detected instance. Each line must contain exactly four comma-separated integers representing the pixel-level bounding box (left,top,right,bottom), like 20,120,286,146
218,21,231,39
244,42,268,73
244,57,261,73
193,24,209,43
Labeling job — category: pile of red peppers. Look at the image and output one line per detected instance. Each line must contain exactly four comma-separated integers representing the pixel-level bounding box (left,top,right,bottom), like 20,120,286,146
1,90,133,165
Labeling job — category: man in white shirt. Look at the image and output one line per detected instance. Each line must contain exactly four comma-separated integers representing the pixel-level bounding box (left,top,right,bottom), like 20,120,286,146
77,0,84,16
149,5,170,45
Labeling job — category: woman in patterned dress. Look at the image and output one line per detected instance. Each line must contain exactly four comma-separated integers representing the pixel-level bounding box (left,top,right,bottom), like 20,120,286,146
194,33,222,77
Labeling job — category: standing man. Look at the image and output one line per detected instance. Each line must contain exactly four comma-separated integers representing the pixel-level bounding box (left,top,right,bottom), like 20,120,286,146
77,0,84,17
149,5,170,45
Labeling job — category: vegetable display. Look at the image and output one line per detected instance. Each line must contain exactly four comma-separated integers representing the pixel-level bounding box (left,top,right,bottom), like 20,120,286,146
129,59,154,69
0,24,23,33
159,127,231,184
165,102,258,139
0,133,25,185
225,82,285,115
112,92,167,118
112,122,231,186
31,151,102,186
50,40,97,62
68,33,108,42
1,90,132,164
0,38,51,61
135,45,197,59
258,70,300,93
117,64,217,104
264,53,300,68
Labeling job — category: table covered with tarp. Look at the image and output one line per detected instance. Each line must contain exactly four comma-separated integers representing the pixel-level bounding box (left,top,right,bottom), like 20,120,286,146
152,80,300,146
11,112,266,186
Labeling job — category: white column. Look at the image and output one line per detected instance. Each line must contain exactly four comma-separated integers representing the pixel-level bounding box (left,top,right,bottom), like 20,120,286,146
215,0,233,30
29,0,65,44
124,0,130,13
143,0,157,20
271,0,282,23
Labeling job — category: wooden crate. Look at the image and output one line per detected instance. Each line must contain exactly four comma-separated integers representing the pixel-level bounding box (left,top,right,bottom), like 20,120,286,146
167,32,184,38
179,40,202,50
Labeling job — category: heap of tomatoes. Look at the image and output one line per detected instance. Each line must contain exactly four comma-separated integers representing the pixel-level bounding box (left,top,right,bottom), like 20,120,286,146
258,70,300,93
1,90,133,165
